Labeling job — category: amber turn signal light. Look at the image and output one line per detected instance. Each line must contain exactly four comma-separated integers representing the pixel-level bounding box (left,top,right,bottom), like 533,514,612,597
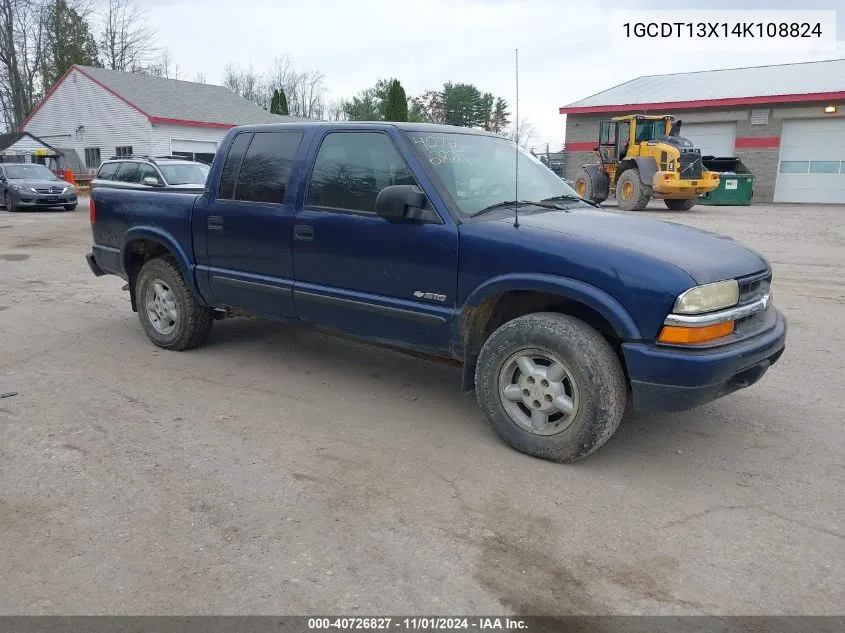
658,321,735,344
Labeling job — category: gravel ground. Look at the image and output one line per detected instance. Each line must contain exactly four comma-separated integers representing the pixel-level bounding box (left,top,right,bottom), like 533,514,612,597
1,199,843,615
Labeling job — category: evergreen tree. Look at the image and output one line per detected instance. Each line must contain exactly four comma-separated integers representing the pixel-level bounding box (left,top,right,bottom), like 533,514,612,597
42,0,100,91
383,79,408,122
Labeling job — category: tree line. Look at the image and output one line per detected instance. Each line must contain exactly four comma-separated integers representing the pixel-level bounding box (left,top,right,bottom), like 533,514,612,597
1,0,537,147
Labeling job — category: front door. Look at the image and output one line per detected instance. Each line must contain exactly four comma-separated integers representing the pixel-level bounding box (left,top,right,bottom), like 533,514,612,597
203,129,305,318
291,130,458,355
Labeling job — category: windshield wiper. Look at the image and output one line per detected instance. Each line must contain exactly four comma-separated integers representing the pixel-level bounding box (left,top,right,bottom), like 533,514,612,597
470,199,560,218
541,194,599,208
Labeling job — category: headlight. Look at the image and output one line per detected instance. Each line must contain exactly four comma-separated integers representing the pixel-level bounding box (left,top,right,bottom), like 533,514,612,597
673,279,739,314
11,184,21,191
29,187,39,193
63,185,75,194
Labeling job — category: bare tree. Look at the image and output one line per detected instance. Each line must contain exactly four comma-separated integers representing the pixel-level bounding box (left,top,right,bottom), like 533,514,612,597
193,71,206,84
97,0,155,72
0,0,48,130
506,117,537,150
293,69,325,119
325,97,346,122
221,56,327,118
222,61,266,108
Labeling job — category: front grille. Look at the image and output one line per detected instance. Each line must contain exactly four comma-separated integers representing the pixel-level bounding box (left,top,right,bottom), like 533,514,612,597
738,270,772,305
34,187,64,194
678,150,703,179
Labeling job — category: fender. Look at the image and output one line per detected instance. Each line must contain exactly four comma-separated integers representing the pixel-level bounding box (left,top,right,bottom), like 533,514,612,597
630,156,659,185
581,163,610,198
121,226,204,302
455,273,642,392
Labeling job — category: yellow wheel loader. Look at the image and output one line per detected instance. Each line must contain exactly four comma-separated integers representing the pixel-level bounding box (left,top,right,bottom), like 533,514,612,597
573,115,720,211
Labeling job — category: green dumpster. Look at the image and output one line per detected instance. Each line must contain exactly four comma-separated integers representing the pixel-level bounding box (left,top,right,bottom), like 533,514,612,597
698,156,755,206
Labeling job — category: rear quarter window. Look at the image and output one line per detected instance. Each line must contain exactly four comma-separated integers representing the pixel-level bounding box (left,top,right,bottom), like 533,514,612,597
97,162,119,180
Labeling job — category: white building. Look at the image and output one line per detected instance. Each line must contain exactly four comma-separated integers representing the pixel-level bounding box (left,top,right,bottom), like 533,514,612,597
22,65,304,172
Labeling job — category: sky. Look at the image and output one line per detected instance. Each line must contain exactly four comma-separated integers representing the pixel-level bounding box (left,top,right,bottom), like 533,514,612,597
141,0,844,149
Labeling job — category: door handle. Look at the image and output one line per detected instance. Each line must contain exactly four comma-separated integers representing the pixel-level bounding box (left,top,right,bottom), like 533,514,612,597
294,225,314,241
208,216,224,231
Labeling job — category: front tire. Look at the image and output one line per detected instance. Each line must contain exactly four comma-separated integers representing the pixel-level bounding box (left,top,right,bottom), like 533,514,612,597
64,204,77,211
615,168,651,211
4,192,17,212
135,256,213,350
474,312,627,463
664,198,696,211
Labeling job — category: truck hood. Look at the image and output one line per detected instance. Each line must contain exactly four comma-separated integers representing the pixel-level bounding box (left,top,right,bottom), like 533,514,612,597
499,207,769,284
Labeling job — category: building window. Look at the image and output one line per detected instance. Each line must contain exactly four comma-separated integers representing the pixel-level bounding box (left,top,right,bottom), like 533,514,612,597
808,161,840,174
84,147,101,168
115,146,133,157
778,161,809,174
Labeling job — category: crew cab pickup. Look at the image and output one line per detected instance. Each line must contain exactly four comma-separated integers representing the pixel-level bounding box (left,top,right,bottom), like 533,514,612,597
86,122,787,463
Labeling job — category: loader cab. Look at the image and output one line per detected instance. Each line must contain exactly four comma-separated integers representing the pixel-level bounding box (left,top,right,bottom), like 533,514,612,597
599,115,673,162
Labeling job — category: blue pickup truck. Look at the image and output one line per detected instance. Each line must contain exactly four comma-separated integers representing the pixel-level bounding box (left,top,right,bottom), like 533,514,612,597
86,122,786,463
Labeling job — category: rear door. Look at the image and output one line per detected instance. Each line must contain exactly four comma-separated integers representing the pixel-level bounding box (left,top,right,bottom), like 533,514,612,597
291,129,458,355
202,129,306,318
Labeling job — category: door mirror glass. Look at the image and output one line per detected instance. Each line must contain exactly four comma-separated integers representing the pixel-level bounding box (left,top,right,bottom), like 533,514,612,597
375,185,426,220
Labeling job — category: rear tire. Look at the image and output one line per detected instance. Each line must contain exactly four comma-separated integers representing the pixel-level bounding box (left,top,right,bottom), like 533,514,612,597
664,198,696,211
615,168,651,211
574,168,608,204
135,256,213,350
474,312,627,464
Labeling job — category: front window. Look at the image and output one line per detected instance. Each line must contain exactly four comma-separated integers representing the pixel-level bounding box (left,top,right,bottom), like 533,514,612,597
4,164,59,180
634,119,666,143
158,162,211,186
403,131,580,217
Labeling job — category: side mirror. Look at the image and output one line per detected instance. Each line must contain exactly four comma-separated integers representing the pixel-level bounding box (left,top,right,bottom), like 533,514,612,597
143,176,162,187
375,185,426,220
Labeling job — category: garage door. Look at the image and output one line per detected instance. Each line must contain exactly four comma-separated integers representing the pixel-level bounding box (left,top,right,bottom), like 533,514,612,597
680,122,737,157
774,119,845,204
170,139,218,164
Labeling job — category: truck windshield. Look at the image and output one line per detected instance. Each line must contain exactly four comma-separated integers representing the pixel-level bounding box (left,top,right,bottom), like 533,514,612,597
402,131,581,217
158,163,210,185
4,164,59,180
634,119,666,143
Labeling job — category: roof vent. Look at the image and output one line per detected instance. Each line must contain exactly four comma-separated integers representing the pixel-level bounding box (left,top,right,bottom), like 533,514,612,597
750,109,769,125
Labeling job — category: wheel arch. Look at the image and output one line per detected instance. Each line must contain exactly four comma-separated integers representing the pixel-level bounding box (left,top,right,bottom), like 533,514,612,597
629,156,659,185
456,274,641,393
121,228,200,312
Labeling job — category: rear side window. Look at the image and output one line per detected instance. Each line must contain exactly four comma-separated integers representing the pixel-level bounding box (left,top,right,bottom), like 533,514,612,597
114,162,140,183
234,131,304,204
138,163,162,184
97,163,119,180
306,132,417,214
217,133,253,199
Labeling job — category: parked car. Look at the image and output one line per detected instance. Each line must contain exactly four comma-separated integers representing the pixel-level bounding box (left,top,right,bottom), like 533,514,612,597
90,155,211,193
86,122,786,464
1,163,78,211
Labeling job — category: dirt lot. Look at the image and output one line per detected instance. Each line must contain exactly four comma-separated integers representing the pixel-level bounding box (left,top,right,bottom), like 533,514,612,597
1,199,843,615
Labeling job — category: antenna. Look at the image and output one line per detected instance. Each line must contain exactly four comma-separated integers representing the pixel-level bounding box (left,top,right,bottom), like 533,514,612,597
513,48,520,228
